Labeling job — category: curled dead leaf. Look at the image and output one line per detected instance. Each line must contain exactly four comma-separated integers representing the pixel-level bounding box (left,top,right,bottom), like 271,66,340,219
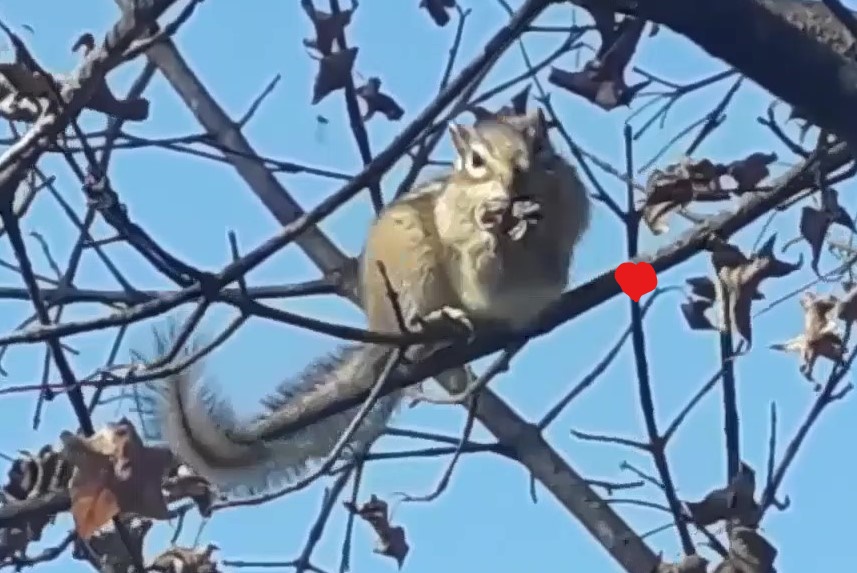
683,462,758,527
642,157,732,235
311,46,358,105
771,291,844,383
0,445,74,560
0,58,148,124
60,418,174,539
835,282,857,323
72,515,152,573
722,152,777,193
356,77,404,121
3,444,73,501
680,298,718,331
301,0,354,56
687,276,718,301
721,526,777,573
420,0,457,27
548,16,649,110
642,153,776,235
709,235,802,347
682,275,766,331
344,495,409,568
149,544,220,573
798,186,854,273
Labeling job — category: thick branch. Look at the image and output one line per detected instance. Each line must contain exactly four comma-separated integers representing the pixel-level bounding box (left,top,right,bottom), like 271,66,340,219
627,0,857,145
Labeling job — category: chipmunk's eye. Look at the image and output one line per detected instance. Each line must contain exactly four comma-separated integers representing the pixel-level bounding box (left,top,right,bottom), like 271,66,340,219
469,150,485,169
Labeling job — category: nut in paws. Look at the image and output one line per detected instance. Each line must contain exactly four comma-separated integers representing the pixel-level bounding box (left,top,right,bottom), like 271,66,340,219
503,196,543,241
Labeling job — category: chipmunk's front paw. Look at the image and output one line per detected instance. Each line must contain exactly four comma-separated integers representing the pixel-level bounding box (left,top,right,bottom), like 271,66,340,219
475,196,511,233
411,306,475,342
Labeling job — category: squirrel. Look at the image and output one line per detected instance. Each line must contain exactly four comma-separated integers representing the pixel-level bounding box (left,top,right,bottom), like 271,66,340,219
144,109,591,496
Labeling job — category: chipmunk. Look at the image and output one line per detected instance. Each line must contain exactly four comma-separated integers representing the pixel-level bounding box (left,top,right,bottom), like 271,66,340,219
146,109,591,495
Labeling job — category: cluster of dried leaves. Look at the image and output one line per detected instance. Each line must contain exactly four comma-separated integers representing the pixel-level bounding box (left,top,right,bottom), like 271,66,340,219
0,446,72,562
641,154,777,235
549,11,651,110
0,418,410,570
0,32,149,126
0,419,216,571
649,152,857,385
680,235,802,348
302,0,403,120
343,495,410,568
71,517,220,573
659,464,776,573
769,287,857,386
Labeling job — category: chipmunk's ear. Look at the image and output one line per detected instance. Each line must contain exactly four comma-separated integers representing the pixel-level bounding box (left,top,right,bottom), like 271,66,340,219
523,108,548,140
448,122,472,157
519,108,550,154
497,108,547,141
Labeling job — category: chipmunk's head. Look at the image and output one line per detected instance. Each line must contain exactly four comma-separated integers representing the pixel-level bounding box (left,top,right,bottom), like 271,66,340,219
436,109,554,244
447,108,553,191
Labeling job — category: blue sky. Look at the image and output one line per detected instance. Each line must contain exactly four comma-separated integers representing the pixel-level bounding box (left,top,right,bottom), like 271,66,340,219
0,1,854,572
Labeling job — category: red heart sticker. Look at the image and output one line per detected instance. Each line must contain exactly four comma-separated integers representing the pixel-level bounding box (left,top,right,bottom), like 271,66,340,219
614,261,658,302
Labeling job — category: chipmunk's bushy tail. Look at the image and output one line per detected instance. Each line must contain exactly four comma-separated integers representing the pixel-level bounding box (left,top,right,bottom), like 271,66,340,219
143,335,399,496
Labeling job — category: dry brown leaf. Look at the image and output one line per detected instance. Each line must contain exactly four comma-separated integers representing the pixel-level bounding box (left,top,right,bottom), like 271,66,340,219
681,276,767,332
548,15,649,110
771,291,844,383
149,544,220,573
687,276,718,301
300,0,354,56
344,495,410,568
60,418,173,539
0,50,148,124
311,47,358,105
3,444,73,501
420,0,457,27
356,77,404,122
717,526,777,573
0,26,150,125
684,463,758,528
722,152,777,192
835,282,857,323
680,298,718,331
72,515,152,573
710,235,802,347
642,153,776,235
798,185,854,273
641,157,732,235
0,445,74,560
